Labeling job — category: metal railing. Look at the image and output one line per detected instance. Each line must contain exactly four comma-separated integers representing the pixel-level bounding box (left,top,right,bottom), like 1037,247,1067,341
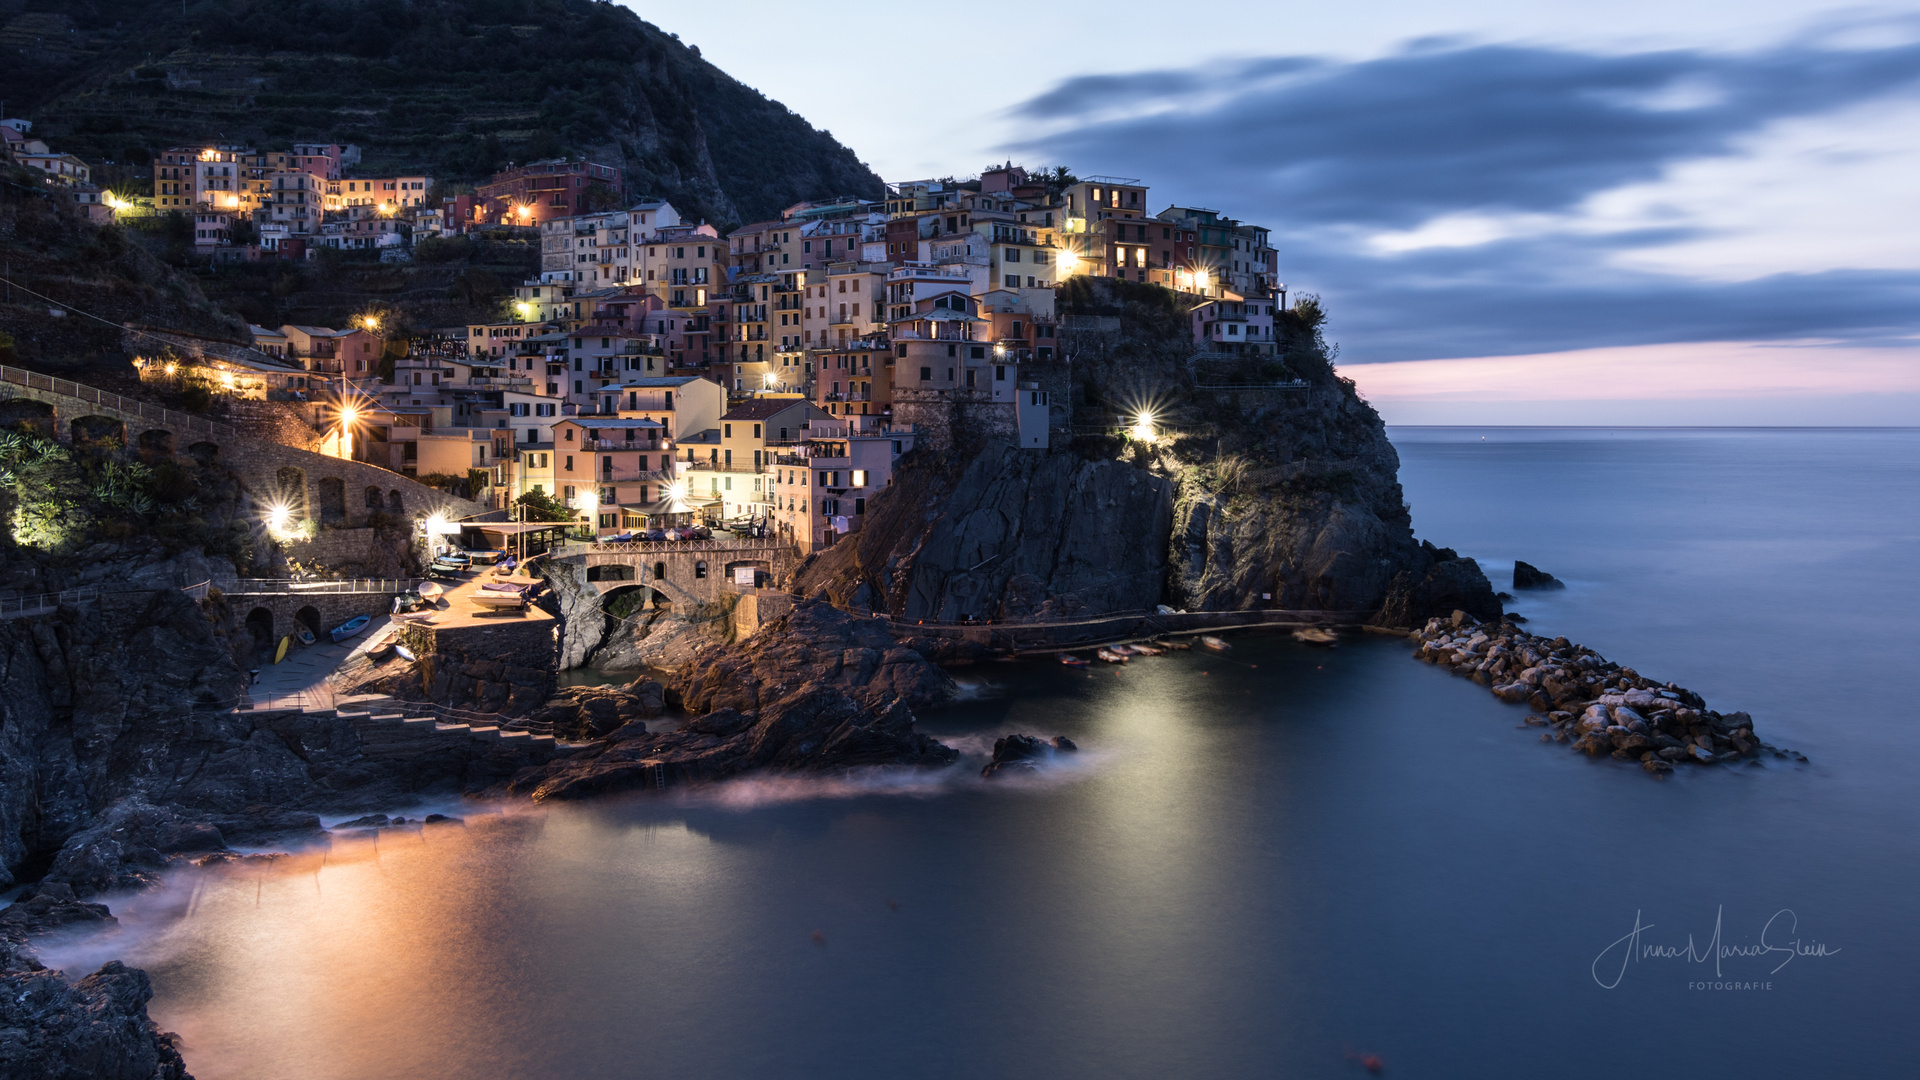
2,363,234,440
552,537,795,558
0,587,101,619
876,607,1379,651
224,578,414,596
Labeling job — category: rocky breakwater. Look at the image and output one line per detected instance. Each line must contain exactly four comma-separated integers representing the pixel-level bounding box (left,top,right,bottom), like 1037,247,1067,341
1409,612,1804,774
507,602,978,800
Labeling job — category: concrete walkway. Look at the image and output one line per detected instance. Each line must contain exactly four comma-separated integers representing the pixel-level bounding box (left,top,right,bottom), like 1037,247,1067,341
248,613,401,710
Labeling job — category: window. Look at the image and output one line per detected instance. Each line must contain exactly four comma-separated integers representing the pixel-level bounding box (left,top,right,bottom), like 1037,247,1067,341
920,366,932,381
564,455,573,470
724,423,732,438
995,365,1006,381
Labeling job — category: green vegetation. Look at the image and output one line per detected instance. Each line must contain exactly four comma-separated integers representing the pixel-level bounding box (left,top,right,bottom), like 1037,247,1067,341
8,0,883,226
0,427,246,561
514,489,575,523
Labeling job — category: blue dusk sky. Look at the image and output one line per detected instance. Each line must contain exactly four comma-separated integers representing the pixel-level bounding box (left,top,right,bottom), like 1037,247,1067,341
637,2,1920,424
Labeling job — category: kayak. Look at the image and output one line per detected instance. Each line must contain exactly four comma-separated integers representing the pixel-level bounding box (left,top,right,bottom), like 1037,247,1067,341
1058,653,1089,668
394,644,416,662
274,635,290,664
329,614,371,642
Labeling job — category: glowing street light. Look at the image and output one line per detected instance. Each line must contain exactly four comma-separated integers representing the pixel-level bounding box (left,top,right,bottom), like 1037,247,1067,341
514,205,532,221
763,371,781,389
1058,249,1080,274
1192,268,1211,293
361,313,381,333
663,479,690,511
1129,411,1158,443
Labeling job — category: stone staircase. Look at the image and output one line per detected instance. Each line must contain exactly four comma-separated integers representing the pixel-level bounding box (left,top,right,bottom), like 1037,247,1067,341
238,694,568,762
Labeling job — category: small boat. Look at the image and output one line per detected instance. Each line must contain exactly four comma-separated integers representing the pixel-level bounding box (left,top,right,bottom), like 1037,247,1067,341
394,644,416,662
416,580,444,600
1199,635,1231,652
437,551,471,566
470,591,528,610
367,642,394,660
1292,627,1339,646
479,581,526,593
329,614,371,642
1058,653,1089,668
1096,648,1128,664
293,622,316,646
1130,644,1166,656
1158,639,1192,651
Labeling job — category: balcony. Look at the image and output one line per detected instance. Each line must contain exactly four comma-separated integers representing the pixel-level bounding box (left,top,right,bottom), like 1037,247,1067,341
685,461,768,475
891,325,974,342
581,437,664,451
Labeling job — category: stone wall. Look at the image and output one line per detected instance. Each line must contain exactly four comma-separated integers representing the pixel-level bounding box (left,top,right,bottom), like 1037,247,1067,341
395,618,557,715
222,399,325,453
278,526,425,578
892,388,1017,455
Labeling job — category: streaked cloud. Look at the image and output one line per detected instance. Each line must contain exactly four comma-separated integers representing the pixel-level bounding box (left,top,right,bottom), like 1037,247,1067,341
1010,25,1920,370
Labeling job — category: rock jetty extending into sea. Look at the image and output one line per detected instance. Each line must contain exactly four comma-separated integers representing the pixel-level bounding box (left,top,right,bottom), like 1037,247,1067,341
1407,611,1808,774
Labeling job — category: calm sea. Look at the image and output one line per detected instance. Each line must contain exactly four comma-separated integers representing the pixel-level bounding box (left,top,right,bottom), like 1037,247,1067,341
39,428,1920,1078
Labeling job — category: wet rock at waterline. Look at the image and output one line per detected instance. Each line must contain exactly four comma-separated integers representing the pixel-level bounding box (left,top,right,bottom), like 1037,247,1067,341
506,687,960,801
1512,561,1567,590
1409,612,1798,773
980,734,1079,779
530,679,667,741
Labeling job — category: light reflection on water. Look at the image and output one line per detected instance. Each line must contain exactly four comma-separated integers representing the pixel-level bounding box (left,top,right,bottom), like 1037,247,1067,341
32,428,1920,1079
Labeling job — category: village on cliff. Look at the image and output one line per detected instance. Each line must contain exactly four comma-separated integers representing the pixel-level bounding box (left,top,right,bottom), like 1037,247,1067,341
9,118,1287,554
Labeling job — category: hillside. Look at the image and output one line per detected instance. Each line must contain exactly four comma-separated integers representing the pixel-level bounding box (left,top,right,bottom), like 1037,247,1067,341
2,0,882,227
0,161,247,379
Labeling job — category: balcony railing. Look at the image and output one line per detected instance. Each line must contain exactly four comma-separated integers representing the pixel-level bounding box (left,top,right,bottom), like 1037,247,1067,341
581,437,665,450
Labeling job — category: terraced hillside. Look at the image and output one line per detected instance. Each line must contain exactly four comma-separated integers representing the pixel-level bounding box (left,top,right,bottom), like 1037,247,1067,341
2,0,882,227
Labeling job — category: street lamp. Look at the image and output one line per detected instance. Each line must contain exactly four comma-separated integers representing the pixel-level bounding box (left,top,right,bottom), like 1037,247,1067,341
1129,411,1158,444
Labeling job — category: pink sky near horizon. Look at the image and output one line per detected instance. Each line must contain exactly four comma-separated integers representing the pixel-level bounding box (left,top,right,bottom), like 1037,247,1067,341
1343,340,1920,425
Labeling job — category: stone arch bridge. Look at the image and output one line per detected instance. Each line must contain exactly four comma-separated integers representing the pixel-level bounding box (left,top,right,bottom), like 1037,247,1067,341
550,538,798,609
1,364,481,526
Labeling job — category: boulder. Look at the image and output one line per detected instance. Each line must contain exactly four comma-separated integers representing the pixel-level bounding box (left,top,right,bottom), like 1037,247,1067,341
1512,561,1566,590
981,734,1079,779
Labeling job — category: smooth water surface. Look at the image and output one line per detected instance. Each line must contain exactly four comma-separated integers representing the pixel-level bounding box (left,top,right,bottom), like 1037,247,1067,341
41,428,1920,1078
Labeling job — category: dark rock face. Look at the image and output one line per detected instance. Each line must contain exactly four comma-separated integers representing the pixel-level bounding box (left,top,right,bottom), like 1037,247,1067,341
670,602,955,716
0,953,191,1080
794,442,1175,621
1,882,190,1080
980,734,1079,779
509,688,959,802
530,681,667,741
1374,543,1504,628
791,281,1494,627
1512,561,1567,590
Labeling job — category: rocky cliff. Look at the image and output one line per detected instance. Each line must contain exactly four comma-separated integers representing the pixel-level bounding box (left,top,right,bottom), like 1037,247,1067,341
0,587,549,894
796,280,1497,626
